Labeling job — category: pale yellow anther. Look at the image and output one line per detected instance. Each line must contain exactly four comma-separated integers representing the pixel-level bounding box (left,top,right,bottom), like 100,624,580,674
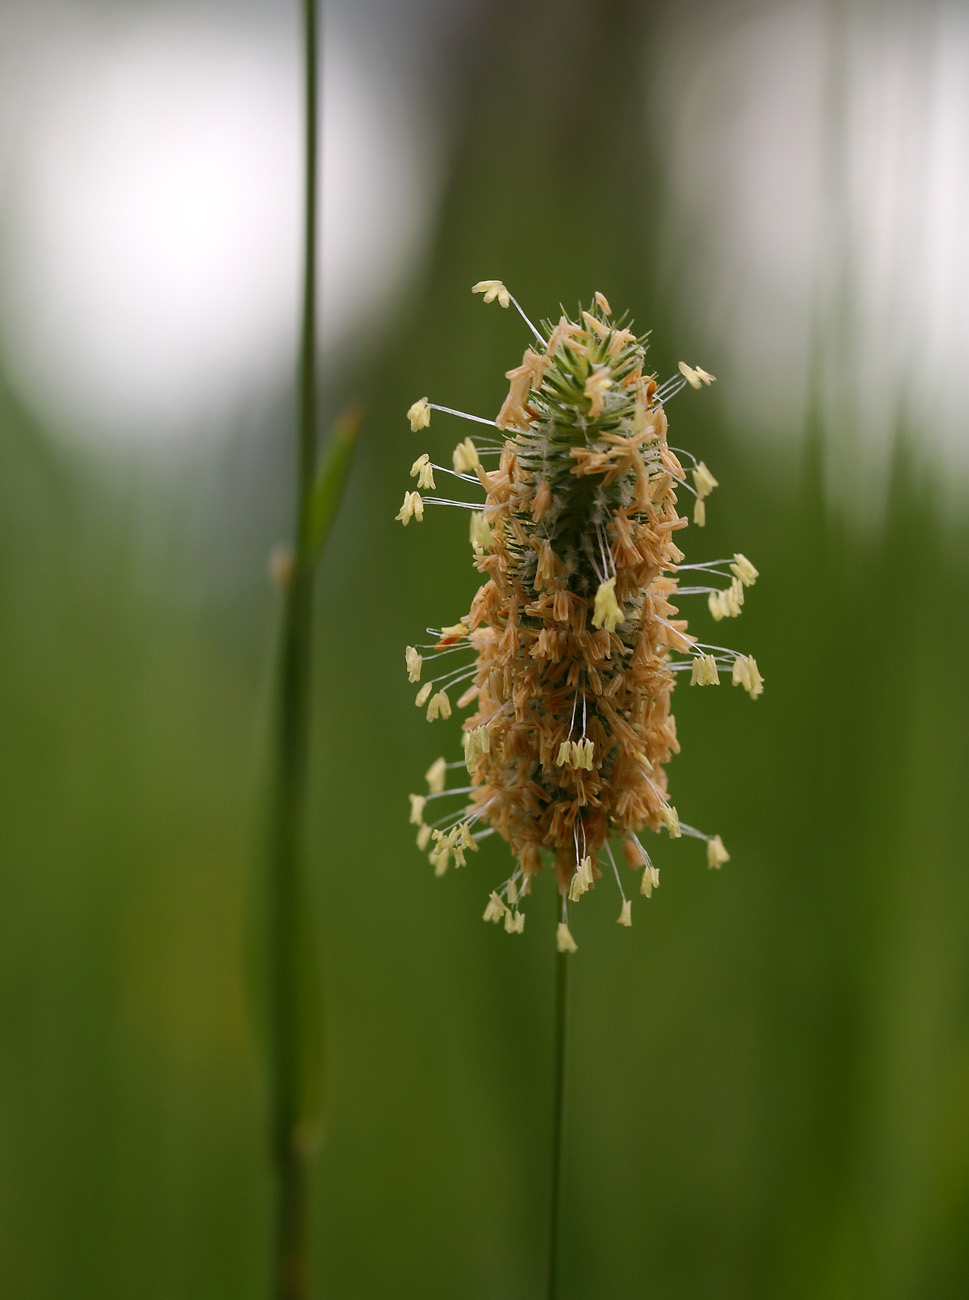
584,366,611,418
407,397,431,431
568,855,594,901
695,366,716,385
572,739,595,771
396,490,424,525
710,582,743,620
732,654,764,699
429,842,450,876
415,682,433,707
472,279,511,308
483,891,508,923
409,453,435,490
707,835,730,869
439,621,468,641
592,576,624,633
470,512,492,553
635,750,654,773
464,726,490,770
556,740,573,767
459,822,476,852
405,646,423,683
662,805,682,838
594,290,612,315
690,654,720,686
618,900,633,927
678,361,702,389
452,437,480,474
693,497,706,527
556,922,578,953
408,794,426,825
507,880,519,906
640,864,661,897
508,911,525,934
692,461,718,499
730,553,759,587
426,690,451,721
416,824,431,851
425,756,447,794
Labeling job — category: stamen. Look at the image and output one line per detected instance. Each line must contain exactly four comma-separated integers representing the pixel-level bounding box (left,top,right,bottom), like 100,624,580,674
508,293,546,346
429,402,500,429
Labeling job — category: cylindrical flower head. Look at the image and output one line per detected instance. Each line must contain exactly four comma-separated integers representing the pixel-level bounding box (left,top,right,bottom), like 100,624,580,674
400,287,761,942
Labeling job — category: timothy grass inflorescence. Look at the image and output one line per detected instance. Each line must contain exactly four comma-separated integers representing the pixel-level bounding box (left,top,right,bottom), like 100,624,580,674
399,282,762,950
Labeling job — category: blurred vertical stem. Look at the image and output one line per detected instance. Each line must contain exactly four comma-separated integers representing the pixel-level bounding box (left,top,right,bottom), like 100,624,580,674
547,937,570,1300
267,1,320,1296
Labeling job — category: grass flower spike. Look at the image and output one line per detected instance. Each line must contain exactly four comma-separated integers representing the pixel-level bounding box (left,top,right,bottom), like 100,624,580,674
400,283,763,947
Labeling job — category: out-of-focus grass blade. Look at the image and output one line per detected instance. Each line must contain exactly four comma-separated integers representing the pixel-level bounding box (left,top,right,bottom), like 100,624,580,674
305,404,363,567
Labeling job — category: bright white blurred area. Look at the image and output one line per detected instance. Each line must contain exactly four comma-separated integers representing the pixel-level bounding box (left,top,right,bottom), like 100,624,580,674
658,0,969,498
0,1,441,446
1,0,967,493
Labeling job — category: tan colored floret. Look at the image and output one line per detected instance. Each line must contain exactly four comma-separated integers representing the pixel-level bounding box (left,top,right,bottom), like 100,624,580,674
452,323,698,891
401,291,760,937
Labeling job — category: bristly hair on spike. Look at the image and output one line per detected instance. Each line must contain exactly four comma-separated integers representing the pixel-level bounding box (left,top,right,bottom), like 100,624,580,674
399,281,763,948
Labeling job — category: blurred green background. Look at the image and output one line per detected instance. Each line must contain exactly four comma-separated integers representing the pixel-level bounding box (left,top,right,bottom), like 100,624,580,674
2,0,968,1296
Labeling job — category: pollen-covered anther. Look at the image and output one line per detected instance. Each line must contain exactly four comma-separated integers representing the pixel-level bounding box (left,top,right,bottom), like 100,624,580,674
396,491,424,525
692,461,719,499
640,864,661,897
426,690,452,721
436,622,468,648
731,655,764,699
483,891,508,923
405,646,423,682
707,835,730,869
678,362,716,389
452,438,480,473
416,824,431,851
618,900,632,927
470,512,492,553
662,805,682,838
584,366,611,418
556,741,573,767
571,739,594,771
472,279,510,308
465,725,491,771
568,856,595,902
692,461,718,525
690,654,720,686
425,757,446,794
708,579,744,621
429,835,450,876
504,910,525,934
407,397,431,431
409,453,435,490
730,553,759,587
592,577,624,633
415,682,432,707
408,794,426,825
556,922,578,954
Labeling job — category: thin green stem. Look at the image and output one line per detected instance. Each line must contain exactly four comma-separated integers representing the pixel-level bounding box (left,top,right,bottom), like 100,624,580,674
547,927,570,1300
268,2,319,1297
